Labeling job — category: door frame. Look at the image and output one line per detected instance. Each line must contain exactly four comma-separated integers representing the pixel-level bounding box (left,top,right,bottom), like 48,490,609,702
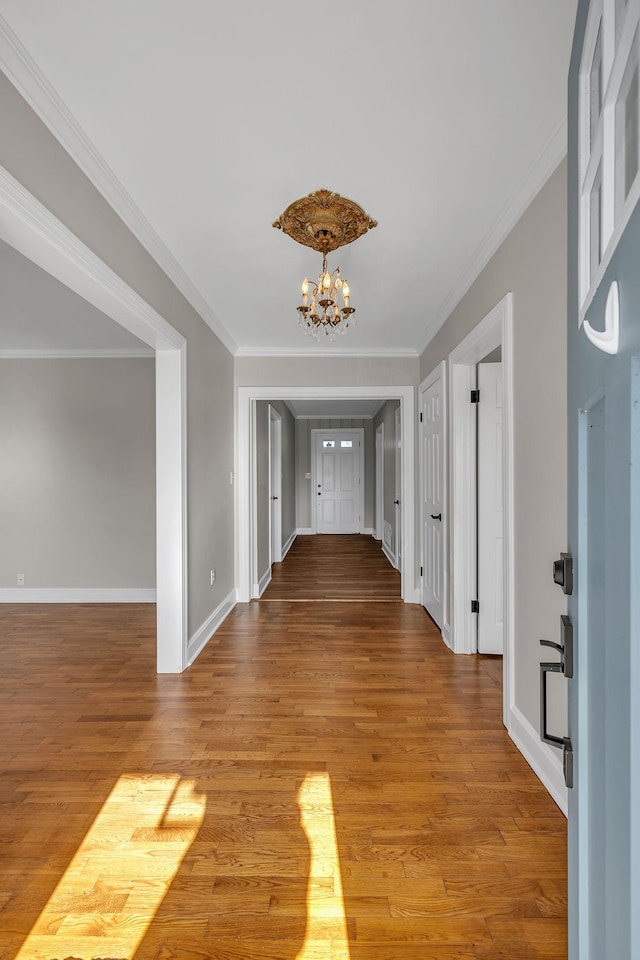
0,165,188,674
375,422,384,540
311,428,365,534
448,293,514,725
394,405,402,569
268,406,282,565
237,385,416,604
418,360,448,642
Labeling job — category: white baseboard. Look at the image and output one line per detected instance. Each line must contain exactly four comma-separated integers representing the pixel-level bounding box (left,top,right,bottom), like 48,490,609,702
362,527,373,536
382,542,397,569
253,566,272,599
296,527,313,536
508,704,568,817
282,530,296,559
0,587,156,603
442,621,453,650
187,588,236,666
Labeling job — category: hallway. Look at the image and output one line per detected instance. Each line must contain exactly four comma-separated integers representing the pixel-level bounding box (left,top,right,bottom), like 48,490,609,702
0,596,567,959
262,534,402,601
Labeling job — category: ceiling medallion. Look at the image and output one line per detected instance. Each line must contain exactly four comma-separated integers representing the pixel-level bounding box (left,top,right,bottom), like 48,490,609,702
273,188,377,341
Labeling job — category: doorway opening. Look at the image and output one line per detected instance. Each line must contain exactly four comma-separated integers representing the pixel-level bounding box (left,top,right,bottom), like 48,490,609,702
448,293,514,726
0,167,188,673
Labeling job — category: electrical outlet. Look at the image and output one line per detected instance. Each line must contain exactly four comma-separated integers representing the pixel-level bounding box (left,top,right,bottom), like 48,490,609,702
210,568,216,585
17,573,25,586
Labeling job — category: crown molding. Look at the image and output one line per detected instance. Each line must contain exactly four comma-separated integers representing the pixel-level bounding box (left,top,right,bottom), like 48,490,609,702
417,118,568,356
0,348,154,359
234,345,419,358
0,15,238,357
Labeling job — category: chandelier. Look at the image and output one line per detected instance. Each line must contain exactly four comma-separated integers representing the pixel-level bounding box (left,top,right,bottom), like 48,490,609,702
273,188,377,341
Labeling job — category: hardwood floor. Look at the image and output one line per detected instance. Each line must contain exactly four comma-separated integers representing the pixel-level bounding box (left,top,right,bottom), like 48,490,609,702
262,535,401,600
0,593,566,958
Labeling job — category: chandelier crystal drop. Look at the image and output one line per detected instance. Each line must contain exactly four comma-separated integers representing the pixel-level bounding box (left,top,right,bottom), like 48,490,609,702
297,254,355,341
273,188,377,342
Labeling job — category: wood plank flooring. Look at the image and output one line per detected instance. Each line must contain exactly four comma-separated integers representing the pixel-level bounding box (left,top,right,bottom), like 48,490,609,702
0,595,566,959
262,535,401,600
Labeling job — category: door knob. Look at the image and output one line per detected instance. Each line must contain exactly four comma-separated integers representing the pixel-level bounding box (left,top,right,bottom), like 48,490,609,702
394,499,400,505
430,513,442,521
271,495,278,500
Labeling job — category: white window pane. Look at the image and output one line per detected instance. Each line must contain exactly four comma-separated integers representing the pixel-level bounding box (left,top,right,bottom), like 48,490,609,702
591,23,603,148
340,440,353,448
590,165,603,279
625,64,639,198
322,440,336,448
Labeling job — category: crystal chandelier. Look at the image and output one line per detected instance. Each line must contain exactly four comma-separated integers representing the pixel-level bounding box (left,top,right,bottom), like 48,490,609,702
273,188,377,341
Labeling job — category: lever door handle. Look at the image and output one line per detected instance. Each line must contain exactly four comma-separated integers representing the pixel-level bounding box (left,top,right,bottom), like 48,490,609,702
271,496,278,500
430,513,442,521
394,499,400,505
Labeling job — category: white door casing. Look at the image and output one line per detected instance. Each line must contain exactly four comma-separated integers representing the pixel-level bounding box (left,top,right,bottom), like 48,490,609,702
269,406,282,565
313,429,363,534
236,386,416,604
394,406,402,569
419,361,446,632
375,422,383,541
477,362,504,655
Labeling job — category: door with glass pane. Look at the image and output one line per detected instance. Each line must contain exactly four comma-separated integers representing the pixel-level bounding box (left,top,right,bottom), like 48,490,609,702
313,430,363,534
569,2,640,956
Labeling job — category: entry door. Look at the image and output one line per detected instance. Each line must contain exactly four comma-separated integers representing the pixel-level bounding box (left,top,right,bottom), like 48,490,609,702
314,431,362,534
420,367,445,627
477,363,503,654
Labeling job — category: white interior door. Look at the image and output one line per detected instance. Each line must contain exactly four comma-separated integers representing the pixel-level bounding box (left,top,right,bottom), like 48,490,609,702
269,407,282,564
420,369,445,628
477,363,504,654
314,430,362,534
394,406,402,568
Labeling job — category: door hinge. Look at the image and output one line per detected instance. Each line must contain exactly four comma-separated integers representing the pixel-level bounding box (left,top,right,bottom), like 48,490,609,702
420,411,423,422
471,599,479,613
420,565,423,577
470,389,480,404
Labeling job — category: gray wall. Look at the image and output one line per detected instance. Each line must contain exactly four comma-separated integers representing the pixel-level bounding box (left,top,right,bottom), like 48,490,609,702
255,400,296,585
373,400,400,556
235,355,420,388
420,158,568,749
295,418,374,530
1,73,235,637
0,358,155,588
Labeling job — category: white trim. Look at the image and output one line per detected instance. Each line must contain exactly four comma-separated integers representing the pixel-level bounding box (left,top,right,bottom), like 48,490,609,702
234,346,418,358
382,542,396,570
417,123,567,354
237,385,415,605
293,414,375,420
0,348,154,359
268,405,283,564
254,566,272,598
362,527,373,537
282,529,297,559
0,588,156,603
375,421,384,541
0,165,188,674
296,527,314,536
418,360,448,633
441,622,453,650
0,15,238,356
448,294,515,733
187,588,236,666
311,428,365,534
508,705,568,817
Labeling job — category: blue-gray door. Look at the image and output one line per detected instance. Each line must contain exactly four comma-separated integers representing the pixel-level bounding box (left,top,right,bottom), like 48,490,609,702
568,3,640,957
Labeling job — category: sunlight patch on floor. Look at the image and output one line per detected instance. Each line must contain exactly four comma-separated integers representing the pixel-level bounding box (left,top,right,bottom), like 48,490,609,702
15,773,206,960
297,772,351,960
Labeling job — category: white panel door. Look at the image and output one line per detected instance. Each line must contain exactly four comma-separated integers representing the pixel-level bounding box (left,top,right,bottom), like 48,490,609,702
421,373,444,627
315,431,361,534
394,406,402,569
477,362,503,654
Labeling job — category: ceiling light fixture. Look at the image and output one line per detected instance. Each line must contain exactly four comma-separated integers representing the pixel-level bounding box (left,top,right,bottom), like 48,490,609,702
273,189,377,341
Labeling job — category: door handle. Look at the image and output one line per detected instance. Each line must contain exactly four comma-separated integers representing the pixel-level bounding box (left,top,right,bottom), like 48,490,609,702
394,499,400,505
539,615,574,788
317,491,321,496
430,513,442,521
271,496,278,500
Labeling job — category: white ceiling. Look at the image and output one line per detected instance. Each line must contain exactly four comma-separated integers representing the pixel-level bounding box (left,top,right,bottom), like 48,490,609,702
0,238,152,354
0,1,578,357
